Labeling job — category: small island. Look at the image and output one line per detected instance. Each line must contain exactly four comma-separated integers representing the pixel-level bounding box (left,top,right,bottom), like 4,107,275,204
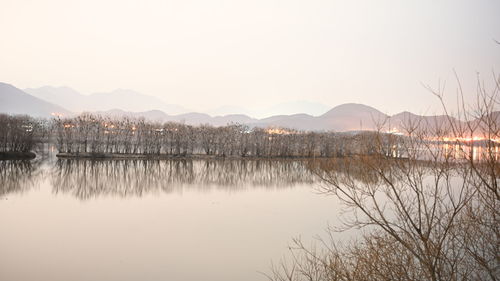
0,114,38,160
0,151,36,160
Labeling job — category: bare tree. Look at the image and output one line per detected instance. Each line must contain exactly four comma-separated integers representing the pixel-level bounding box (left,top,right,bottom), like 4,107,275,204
266,75,500,281
0,114,40,155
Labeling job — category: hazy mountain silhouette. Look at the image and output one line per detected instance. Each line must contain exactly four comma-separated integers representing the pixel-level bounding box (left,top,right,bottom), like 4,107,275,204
2,82,485,133
250,103,388,131
91,109,170,122
255,113,318,130
208,100,330,118
24,86,84,112
25,87,190,114
92,103,388,131
209,114,258,126
388,111,465,133
318,103,388,131
73,105,500,134
263,100,331,117
207,105,254,117
93,110,258,126
0,83,71,117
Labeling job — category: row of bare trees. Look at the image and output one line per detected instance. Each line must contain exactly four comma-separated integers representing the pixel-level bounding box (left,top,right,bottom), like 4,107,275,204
53,114,405,158
0,114,42,153
266,75,499,281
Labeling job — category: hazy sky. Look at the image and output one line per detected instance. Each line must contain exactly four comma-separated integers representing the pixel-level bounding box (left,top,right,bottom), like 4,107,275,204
1,0,499,114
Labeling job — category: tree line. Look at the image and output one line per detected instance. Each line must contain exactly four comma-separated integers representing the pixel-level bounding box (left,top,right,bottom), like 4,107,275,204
53,113,405,158
0,114,43,153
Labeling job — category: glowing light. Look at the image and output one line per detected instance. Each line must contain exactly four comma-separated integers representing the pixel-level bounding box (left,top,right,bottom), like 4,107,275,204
266,128,292,135
386,127,403,136
437,136,500,143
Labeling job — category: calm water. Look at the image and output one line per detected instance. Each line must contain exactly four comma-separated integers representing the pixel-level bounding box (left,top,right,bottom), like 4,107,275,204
0,158,341,281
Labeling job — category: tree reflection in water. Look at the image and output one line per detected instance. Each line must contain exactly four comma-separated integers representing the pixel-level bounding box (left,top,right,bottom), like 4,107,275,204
50,159,317,200
0,160,43,197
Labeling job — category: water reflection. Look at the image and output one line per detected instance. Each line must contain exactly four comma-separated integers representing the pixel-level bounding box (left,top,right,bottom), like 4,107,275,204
0,160,43,197
441,142,500,161
50,159,316,200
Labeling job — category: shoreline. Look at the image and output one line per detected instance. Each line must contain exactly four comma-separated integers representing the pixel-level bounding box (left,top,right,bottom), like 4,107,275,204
0,151,37,160
55,153,410,161
55,152,323,160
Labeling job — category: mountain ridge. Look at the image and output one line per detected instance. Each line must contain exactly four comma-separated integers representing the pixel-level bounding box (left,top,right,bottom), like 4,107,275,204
0,83,71,118
25,86,190,115
1,82,489,133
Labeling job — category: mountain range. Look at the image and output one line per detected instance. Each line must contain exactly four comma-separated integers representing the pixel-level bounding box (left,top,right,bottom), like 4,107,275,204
0,83,71,118
24,86,189,115
0,82,482,132
207,101,331,118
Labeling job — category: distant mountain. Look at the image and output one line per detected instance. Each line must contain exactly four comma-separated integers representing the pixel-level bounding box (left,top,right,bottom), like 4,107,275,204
388,111,463,133
0,83,71,117
210,114,258,126
251,103,388,131
92,109,170,122
94,110,257,126
318,103,388,131
89,89,189,114
91,103,390,131
24,86,85,112
207,105,254,117
259,100,331,118
208,100,330,119
7,82,488,133
25,87,190,115
255,113,318,130
168,112,213,125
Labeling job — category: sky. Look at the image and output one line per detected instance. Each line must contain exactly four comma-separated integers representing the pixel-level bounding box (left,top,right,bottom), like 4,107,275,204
1,0,499,115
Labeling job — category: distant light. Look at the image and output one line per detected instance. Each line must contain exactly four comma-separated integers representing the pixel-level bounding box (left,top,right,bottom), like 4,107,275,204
266,128,292,135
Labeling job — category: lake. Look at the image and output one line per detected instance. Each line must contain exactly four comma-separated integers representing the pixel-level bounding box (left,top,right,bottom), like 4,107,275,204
0,158,342,281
